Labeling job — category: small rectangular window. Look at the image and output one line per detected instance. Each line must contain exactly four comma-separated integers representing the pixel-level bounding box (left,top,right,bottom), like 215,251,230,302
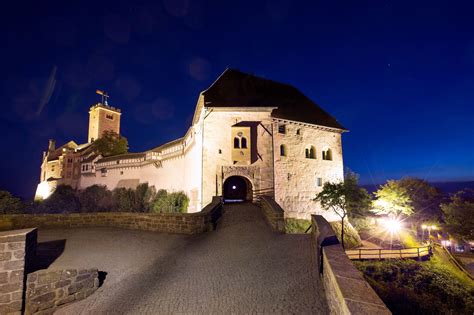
106,114,114,120
278,124,286,134
317,178,323,187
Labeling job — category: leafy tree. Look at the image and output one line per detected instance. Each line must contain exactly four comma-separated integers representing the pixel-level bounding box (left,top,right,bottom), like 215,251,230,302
345,170,372,218
112,187,136,212
315,172,370,249
41,185,80,213
92,130,128,157
441,190,474,241
134,183,156,212
372,180,414,218
0,190,24,214
78,185,113,212
397,177,442,221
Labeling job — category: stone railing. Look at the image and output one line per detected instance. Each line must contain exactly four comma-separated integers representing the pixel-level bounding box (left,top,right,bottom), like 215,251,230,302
259,196,285,232
26,268,99,314
0,197,223,235
0,228,37,315
311,215,391,315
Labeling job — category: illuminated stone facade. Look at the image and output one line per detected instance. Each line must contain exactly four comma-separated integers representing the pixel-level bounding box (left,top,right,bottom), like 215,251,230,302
35,69,346,220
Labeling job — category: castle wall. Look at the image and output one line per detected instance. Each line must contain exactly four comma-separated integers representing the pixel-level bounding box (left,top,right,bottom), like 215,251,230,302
273,121,343,221
201,109,275,207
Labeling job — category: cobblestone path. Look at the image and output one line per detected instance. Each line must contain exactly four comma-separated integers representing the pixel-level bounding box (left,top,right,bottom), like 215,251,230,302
39,203,328,314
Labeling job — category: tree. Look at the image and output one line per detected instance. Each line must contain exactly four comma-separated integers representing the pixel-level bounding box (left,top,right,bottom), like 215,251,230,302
397,177,442,221
0,190,24,214
441,190,474,241
78,185,114,212
40,185,80,213
315,172,370,249
93,130,128,157
372,180,414,218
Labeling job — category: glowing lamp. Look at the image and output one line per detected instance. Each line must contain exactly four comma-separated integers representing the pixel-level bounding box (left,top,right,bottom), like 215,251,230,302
383,218,402,234
421,224,427,230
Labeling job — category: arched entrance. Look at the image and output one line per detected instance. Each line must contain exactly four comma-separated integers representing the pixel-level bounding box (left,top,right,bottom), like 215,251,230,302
223,176,252,202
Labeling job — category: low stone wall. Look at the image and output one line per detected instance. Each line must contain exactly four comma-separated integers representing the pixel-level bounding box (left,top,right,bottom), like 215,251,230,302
311,215,391,315
0,197,223,235
259,196,285,232
0,228,37,315
26,268,99,314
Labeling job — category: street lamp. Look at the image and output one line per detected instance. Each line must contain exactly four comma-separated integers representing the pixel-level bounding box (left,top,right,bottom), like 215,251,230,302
421,224,437,243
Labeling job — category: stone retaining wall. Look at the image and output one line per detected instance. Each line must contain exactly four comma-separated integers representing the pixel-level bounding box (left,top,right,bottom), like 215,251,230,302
26,268,99,314
311,215,391,315
0,228,37,315
0,197,223,235
259,196,285,232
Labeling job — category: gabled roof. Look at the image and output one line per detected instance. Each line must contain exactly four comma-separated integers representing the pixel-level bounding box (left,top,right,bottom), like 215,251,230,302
201,69,346,130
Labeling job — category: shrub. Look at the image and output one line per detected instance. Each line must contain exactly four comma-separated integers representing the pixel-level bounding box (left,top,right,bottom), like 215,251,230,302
78,185,113,212
0,190,24,214
112,187,136,212
151,190,189,213
39,185,81,213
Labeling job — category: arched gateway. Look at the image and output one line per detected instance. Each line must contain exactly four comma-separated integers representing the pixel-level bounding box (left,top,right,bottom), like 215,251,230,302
223,176,253,202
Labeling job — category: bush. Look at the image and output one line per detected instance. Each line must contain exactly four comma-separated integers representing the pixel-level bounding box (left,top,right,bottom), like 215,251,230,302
151,190,189,213
329,220,362,249
0,190,24,214
38,185,81,214
355,259,474,314
79,185,113,212
112,187,136,212
284,218,311,233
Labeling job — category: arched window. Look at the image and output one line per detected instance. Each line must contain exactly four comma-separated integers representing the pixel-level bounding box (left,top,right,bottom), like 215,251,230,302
322,149,332,160
306,146,316,159
280,144,286,156
241,137,248,149
234,137,240,149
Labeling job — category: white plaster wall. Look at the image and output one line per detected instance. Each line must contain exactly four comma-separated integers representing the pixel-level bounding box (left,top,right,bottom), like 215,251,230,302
273,122,344,221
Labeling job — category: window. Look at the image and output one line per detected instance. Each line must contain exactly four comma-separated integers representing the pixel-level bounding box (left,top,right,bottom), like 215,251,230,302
305,146,316,159
120,171,124,175
280,144,286,156
322,149,332,161
67,158,73,163
317,178,323,187
234,137,240,148
278,124,286,134
241,137,247,149
106,114,114,120
218,149,222,154
296,129,301,135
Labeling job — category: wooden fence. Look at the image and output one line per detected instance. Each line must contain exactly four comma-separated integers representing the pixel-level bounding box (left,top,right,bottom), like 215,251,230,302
346,245,431,260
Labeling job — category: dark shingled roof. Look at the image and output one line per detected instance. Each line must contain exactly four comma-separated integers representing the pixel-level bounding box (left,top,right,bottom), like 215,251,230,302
202,69,346,130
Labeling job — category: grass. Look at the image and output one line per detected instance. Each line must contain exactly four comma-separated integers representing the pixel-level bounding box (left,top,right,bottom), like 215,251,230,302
284,218,362,249
355,255,474,314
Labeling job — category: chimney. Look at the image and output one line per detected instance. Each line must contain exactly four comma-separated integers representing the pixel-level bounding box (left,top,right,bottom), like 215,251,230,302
48,139,56,151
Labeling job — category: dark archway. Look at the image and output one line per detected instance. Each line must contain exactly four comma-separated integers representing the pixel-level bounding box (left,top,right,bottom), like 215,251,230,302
223,176,252,202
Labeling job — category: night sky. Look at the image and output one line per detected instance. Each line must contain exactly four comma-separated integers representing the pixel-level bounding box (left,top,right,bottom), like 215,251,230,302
1,0,473,199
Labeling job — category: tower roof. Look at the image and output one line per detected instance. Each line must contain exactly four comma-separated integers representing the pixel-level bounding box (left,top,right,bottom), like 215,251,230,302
202,69,345,130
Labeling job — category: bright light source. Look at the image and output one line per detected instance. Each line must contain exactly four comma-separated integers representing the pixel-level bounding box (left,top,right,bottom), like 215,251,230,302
431,225,437,230
441,240,451,247
383,218,402,234
421,224,427,230
232,185,237,190
35,181,53,200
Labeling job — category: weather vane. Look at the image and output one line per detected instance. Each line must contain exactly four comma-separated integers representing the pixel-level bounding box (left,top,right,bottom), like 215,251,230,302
96,89,109,105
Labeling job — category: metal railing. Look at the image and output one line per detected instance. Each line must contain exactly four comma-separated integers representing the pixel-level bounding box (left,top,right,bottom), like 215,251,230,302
346,245,432,260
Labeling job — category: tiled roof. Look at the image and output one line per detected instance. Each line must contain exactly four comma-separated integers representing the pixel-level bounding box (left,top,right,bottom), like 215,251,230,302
202,69,346,130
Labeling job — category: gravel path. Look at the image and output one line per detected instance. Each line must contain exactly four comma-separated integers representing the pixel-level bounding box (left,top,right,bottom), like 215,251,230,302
38,203,328,314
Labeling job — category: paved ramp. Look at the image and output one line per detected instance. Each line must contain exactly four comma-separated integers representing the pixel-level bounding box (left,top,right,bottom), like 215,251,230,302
39,203,328,314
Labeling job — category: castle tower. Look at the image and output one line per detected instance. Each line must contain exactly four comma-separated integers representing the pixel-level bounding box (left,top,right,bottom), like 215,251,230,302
88,103,121,143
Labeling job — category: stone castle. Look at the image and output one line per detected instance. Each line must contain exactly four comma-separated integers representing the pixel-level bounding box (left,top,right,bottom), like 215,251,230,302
36,69,346,220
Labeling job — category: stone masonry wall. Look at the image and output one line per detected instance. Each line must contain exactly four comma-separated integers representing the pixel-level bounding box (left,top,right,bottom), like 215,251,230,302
259,196,285,232
0,228,37,315
0,197,223,235
26,268,99,314
311,215,391,315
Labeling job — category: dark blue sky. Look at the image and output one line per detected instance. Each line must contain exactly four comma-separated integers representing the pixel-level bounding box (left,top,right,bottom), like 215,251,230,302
1,0,473,199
